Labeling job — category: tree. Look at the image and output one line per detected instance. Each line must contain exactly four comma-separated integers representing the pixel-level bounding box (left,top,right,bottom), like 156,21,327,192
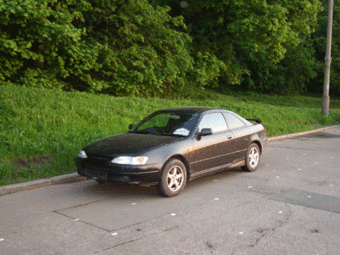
0,0,193,96
240,40,318,95
310,0,340,96
0,0,92,88
151,0,321,92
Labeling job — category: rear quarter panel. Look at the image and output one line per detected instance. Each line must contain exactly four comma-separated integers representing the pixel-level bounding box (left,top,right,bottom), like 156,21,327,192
231,124,266,160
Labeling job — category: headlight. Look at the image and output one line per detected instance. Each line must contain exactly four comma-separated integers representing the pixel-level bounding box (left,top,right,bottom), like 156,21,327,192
111,156,148,165
79,150,87,158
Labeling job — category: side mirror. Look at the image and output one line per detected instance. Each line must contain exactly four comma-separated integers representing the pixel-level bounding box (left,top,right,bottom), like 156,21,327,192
199,128,213,136
129,124,135,130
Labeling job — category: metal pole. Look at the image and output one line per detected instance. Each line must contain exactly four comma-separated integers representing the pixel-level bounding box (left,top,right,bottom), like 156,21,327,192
322,0,334,116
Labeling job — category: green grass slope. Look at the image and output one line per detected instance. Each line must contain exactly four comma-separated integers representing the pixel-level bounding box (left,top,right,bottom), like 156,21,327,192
1,85,339,185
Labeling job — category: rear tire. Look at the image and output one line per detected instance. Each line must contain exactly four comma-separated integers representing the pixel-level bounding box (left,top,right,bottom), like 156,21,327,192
241,143,261,172
157,159,187,197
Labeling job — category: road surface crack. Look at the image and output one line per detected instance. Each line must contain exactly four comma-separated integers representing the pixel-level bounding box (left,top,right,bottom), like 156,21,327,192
250,203,292,248
94,225,180,254
231,203,293,254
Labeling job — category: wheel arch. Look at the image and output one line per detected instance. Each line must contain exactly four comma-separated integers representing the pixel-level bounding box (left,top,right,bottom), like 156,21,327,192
163,154,191,181
251,140,262,154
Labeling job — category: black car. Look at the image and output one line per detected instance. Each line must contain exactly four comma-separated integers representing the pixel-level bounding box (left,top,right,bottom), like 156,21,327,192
76,107,267,197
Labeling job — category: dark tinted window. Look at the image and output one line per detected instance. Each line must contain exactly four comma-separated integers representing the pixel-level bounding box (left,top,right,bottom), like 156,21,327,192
133,112,196,136
225,113,246,130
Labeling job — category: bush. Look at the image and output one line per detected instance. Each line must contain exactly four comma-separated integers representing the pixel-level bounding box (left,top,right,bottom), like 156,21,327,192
0,0,193,95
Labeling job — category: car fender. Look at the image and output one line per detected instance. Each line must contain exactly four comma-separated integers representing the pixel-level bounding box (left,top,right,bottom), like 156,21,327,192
144,137,193,170
161,141,193,168
249,133,264,154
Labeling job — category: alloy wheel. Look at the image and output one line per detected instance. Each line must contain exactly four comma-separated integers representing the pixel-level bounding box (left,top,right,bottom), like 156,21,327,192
248,147,259,168
166,166,184,192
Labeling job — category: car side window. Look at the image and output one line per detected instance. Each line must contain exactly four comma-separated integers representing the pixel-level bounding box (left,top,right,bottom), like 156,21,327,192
225,113,246,130
198,113,228,133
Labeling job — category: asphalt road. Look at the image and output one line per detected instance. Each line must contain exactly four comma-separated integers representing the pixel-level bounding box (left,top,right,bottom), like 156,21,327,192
1,127,340,255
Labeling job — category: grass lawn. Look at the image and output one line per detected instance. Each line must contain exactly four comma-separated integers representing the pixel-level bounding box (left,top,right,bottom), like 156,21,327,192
1,84,340,186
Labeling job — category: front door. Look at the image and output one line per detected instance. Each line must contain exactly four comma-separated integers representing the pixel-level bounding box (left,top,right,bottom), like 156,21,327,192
190,112,235,175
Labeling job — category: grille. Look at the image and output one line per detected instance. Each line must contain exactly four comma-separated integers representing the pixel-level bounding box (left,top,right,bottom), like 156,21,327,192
89,155,111,161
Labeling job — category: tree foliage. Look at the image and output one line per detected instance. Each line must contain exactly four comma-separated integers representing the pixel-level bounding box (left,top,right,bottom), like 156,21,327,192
0,0,91,88
309,0,340,96
2,0,338,96
240,40,318,95
151,0,320,91
0,0,193,95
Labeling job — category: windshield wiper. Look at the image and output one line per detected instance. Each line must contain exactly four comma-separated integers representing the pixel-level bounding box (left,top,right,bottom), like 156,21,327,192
129,131,157,135
129,131,186,137
159,133,186,137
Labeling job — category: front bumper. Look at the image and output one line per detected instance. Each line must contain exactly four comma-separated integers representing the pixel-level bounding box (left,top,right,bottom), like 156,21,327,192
75,158,162,185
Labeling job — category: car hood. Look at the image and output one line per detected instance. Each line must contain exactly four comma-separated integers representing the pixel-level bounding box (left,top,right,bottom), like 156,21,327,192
83,132,183,157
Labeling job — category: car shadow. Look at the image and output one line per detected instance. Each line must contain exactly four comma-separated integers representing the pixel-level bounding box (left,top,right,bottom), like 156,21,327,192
81,167,243,198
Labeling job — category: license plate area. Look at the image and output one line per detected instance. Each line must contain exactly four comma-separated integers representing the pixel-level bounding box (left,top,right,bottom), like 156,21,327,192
84,169,108,181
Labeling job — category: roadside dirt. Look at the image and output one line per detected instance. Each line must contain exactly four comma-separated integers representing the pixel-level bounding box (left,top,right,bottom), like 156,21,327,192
13,155,51,169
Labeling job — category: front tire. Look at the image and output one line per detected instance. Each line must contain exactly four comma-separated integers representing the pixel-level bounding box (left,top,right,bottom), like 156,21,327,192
242,143,261,172
157,159,187,197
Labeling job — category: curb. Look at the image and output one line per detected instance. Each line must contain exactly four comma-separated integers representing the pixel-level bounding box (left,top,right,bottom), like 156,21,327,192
267,124,340,141
0,173,89,196
1,125,340,196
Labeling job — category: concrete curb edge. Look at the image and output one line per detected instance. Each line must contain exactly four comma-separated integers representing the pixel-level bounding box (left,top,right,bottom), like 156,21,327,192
267,125,340,141
0,173,89,196
1,124,340,196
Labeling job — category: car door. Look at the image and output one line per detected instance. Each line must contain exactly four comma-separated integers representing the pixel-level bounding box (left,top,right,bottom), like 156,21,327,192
224,112,250,160
190,112,235,175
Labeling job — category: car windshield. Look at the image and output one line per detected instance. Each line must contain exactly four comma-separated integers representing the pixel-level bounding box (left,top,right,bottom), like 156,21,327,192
130,112,197,137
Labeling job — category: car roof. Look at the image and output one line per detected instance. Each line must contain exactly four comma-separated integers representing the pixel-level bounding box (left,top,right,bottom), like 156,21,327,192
158,107,224,114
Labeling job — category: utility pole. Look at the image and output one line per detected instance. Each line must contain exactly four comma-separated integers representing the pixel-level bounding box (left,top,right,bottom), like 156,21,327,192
322,0,334,116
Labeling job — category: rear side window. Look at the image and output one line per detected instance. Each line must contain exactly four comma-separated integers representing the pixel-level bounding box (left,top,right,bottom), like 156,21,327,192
225,113,246,130
198,113,228,133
